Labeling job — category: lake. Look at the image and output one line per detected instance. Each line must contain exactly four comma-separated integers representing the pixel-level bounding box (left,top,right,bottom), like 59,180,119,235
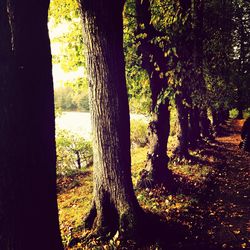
56,112,148,141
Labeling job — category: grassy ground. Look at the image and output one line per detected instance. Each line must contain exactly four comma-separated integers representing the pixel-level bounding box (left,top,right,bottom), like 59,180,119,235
57,120,250,249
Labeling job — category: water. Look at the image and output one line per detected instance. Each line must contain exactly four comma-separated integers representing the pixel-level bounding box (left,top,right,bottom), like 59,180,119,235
56,111,147,141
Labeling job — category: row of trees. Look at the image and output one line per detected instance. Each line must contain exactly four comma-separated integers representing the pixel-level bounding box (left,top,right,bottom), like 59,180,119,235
56,0,250,241
54,85,89,112
0,0,249,249
123,0,250,186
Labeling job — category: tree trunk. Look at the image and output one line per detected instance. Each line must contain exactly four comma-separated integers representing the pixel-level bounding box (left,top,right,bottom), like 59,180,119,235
220,109,230,124
135,0,174,188
211,108,229,136
0,1,63,249
211,109,220,136
172,0,192,157
174,92,189,158
143,75,172,187
188,106,202,148
236,9,245,120
200,109,212,140
76,151,81,169
78,0,142,238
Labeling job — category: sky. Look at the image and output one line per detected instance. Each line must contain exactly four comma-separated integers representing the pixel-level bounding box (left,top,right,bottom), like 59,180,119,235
52,64,84,89
48,20,84,89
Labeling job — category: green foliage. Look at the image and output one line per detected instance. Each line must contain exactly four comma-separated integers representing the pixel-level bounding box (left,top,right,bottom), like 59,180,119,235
72,90,89,111
130,119,148,148
56,129,93,175
54,85,89,112
231,0,250,109
205,72,236,112
123,1,151,114
202,0,250,112
54,87,76,111
49,0,84,72
230,108,239,119
244,108,250,118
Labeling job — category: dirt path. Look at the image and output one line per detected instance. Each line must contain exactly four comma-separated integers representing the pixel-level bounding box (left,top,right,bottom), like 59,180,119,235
199,119,250,249
59,119,250,250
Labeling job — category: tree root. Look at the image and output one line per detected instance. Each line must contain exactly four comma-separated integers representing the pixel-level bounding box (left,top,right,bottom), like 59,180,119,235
136,168,176,192
81,197,144,244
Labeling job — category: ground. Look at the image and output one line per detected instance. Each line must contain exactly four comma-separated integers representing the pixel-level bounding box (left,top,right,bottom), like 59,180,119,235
57,119,250,249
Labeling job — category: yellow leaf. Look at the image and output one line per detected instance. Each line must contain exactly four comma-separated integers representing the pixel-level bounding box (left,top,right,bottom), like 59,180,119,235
241,243,247,248
175,203,182,209
233,230,241,235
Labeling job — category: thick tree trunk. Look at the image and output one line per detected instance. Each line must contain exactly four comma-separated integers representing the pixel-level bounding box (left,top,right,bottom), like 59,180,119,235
211,109,220,136
200,109,212,140
171,0,193,157
174,92,190,159
142,75,172,187
144,103,171,185
188,106,202,148
135,0,174,188
78,0,142,238
211,108,229,136
0,1,63,250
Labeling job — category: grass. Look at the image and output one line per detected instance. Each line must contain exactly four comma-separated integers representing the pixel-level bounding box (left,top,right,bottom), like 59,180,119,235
57,169,93,245
57,138,214,248
131,146,148,185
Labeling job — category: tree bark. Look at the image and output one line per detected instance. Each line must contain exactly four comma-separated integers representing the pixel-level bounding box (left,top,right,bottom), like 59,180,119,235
211,108,229,136
171,0,192,159
188,106,202,148
174,92,189,158
0,1,63,249
144,75,172,186
211,109,220,136
200,109,212,140
135,0,174,188
78,0,142,238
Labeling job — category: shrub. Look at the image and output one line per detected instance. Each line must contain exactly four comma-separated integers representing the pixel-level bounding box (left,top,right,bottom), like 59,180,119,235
56,129,93,175
130,119,148,147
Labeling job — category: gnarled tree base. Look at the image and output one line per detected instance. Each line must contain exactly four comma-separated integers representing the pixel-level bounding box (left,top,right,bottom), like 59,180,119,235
172,146,191,162
82,198,144,242
136,156,176,192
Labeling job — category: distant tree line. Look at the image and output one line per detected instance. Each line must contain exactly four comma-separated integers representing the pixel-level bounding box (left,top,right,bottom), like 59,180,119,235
54,85,89,112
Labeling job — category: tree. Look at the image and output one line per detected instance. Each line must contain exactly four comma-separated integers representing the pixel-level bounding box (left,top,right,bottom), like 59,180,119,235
123,1,151,115
134,0,175,187
77,0,142,238
203,0,235,127
232,0,250,118
188,106,202,147
0,0,63,249
49,0,84,72
172,0,193,158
